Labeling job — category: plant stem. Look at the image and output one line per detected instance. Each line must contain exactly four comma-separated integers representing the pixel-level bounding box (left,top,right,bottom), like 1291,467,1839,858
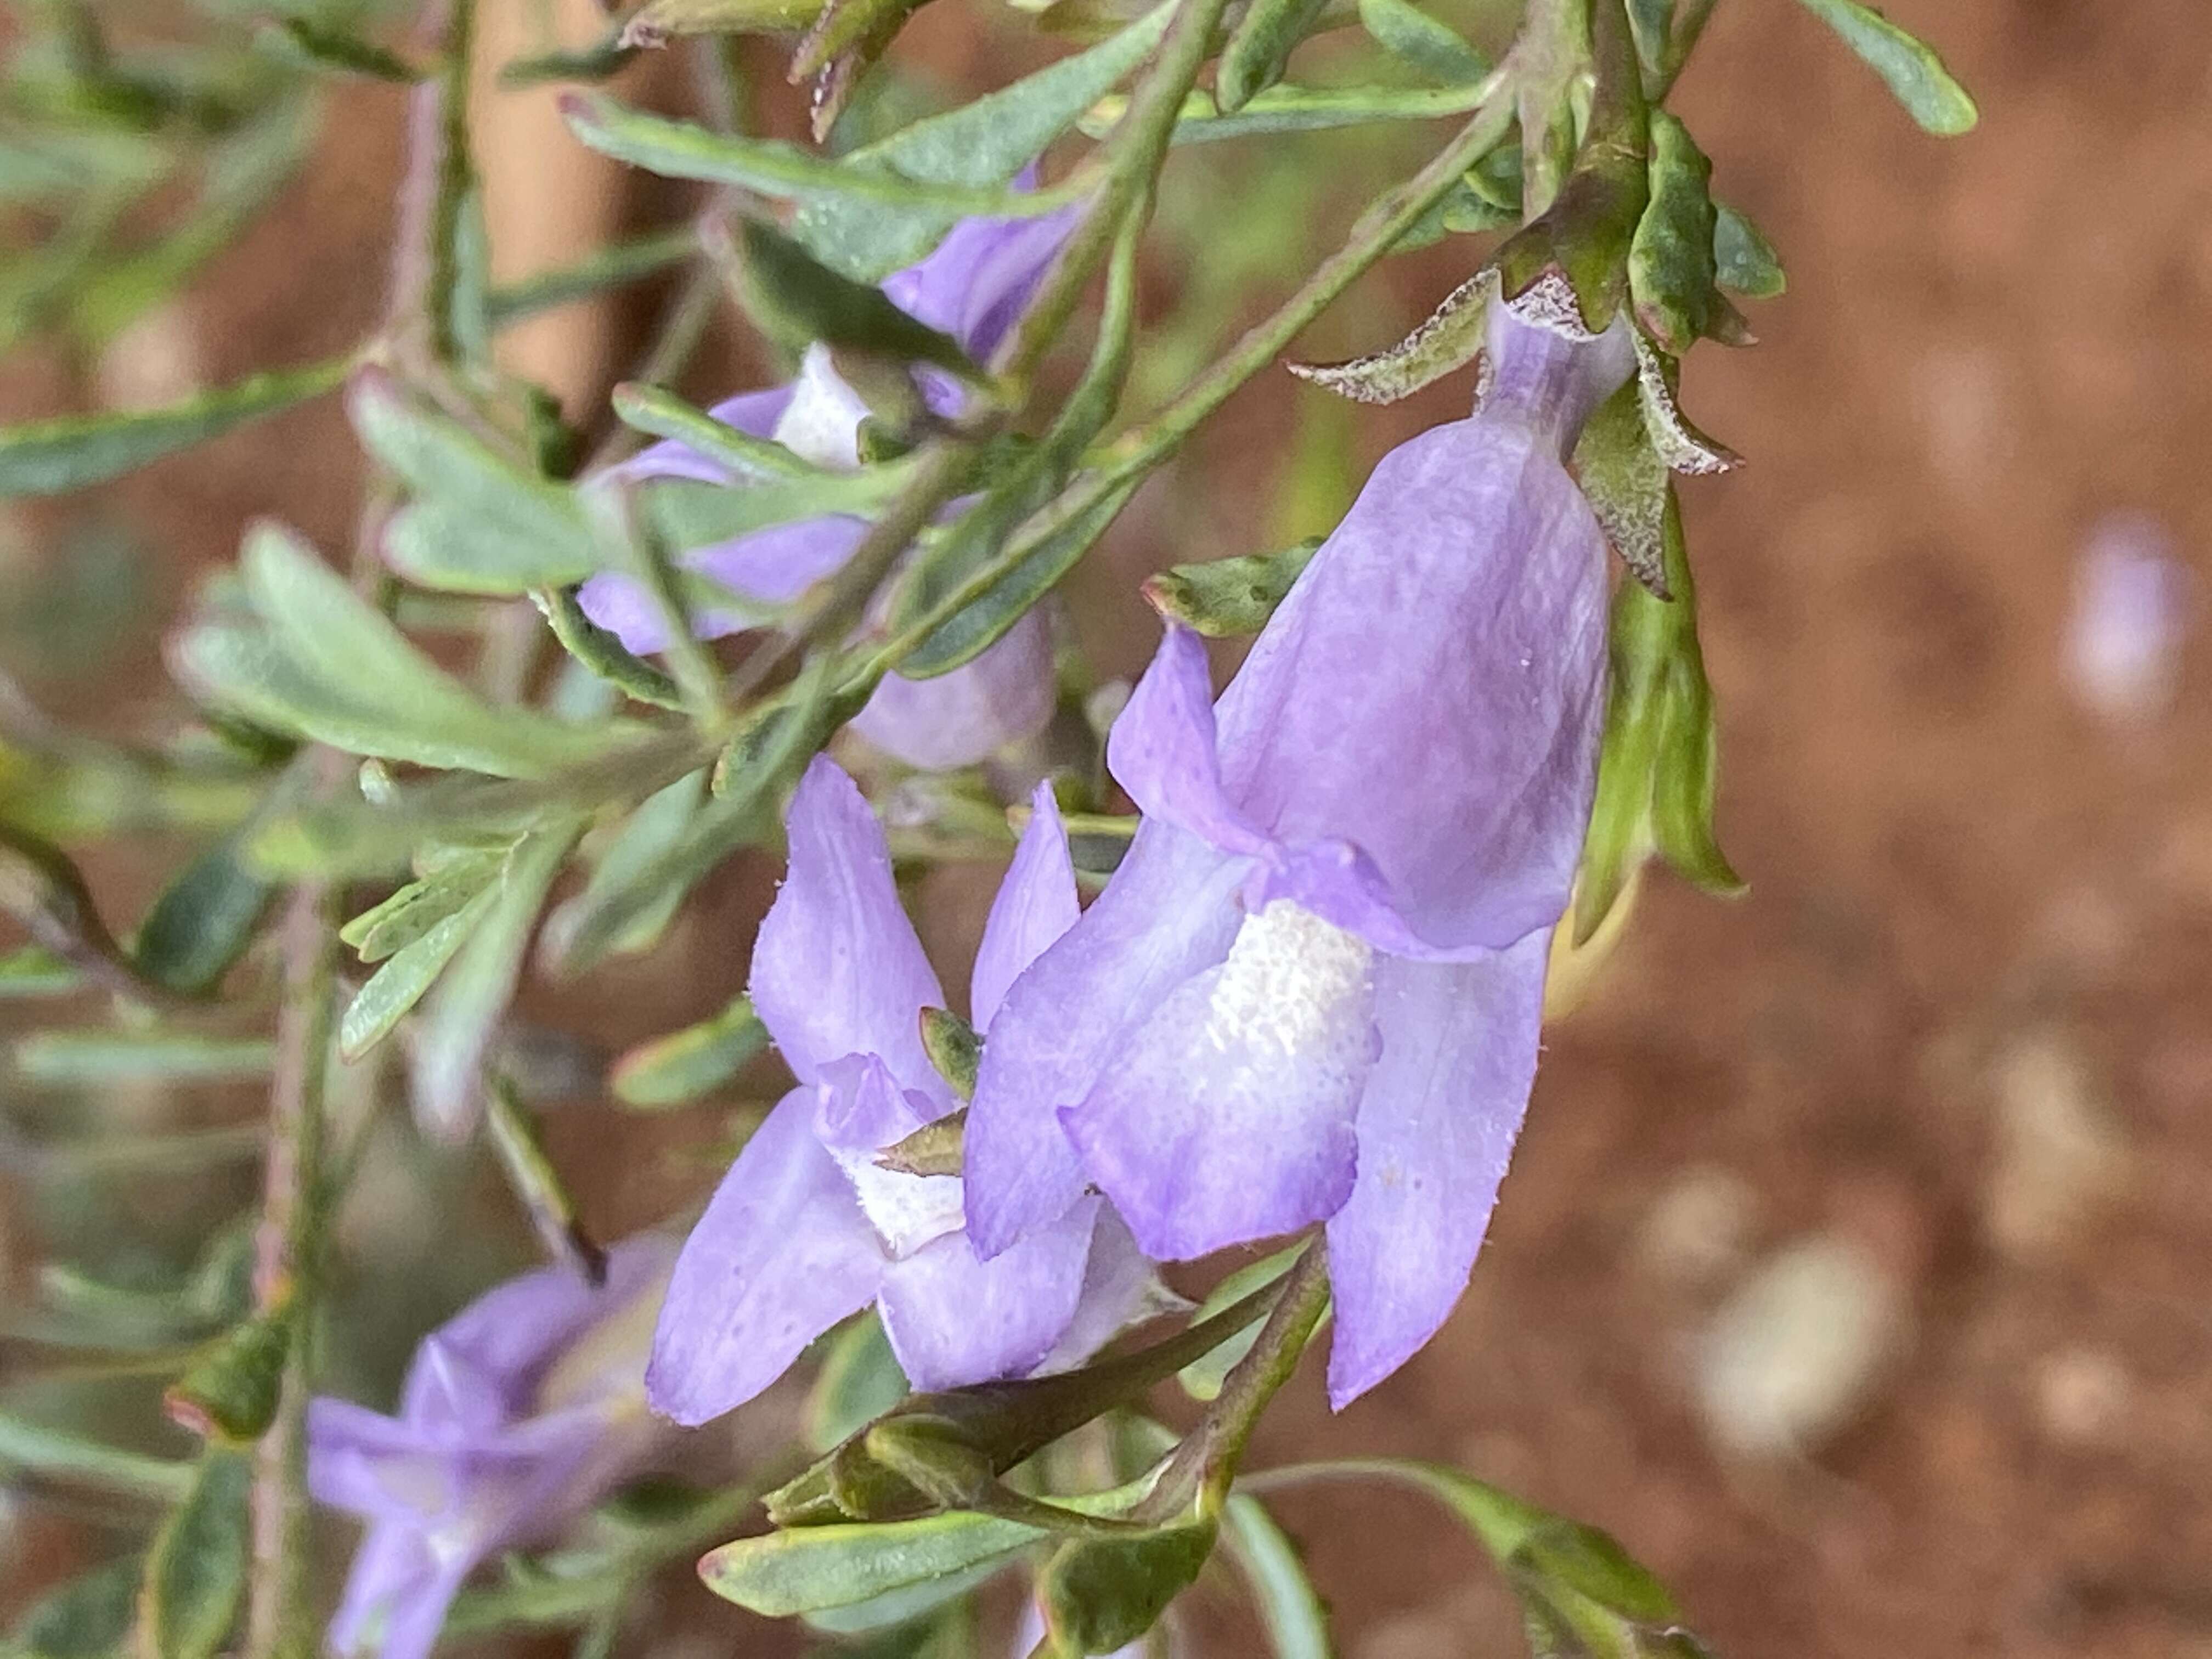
1135,1240,1331,1524
426,0,478,366
242,882,340,1659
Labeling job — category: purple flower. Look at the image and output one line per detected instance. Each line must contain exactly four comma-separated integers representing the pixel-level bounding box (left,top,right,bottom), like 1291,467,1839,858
963,299,1634,1408
646,755,1177,1427
308,1237,677,1659
578,202,1081,771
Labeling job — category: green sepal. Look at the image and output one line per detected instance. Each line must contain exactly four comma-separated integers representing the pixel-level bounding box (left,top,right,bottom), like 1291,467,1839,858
1570,380,1669,597
1288,268,1494,405
876,1108,966,1178
808,1313,911,1453
1628,111,1739,355
917,1005,980,1098
163,1311,292,1443
1039,1519,1218,1655
1142,538,1320,636
1506,1517,1714,1659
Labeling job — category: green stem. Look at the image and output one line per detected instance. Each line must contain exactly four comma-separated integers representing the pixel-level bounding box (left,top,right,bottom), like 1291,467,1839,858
242,882,340,1659
425,0,478,366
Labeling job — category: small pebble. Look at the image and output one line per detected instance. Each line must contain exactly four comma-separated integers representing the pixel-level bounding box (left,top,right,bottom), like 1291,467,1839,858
1635,1164,1759,1290
2034,1347,2132,1448
1692,1234,1906,1458
2065,513,2190,723
1984,1032,2128,1259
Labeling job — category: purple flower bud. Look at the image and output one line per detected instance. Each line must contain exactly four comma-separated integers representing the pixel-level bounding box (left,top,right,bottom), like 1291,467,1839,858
578,198,1081,771
964,300,1633,1408
308,1237,678,1659
645,757,1179,1427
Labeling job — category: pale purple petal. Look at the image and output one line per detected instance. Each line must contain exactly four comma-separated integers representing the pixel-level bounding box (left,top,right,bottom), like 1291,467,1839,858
877,1195,1100,1390
1031,1206,1191,1375
1105,623,1268,855
1480,302,1637,458
1058,898,1378,1262
1323,934,1549,1408
851,606,1060,771
970,780,1080,1029
881,195,1084,364
963,818,1246,1259
1211,415,1612,952
647,1087,887,1425
326,1525,467,1659
749,756,945,1089
574,514,868,654
307,1400,455,1524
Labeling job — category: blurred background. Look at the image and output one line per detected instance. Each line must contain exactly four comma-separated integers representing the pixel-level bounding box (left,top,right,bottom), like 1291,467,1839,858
4,0,2209,1654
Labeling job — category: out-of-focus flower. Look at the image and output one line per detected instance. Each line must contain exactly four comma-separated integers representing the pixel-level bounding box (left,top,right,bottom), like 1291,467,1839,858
309,1237,677,1659
964,298,1633,1408
578,200,1079,771
2066,512,2190,723
646,756,1177,1428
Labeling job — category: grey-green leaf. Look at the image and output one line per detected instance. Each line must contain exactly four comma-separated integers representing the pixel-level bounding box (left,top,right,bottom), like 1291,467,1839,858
789,5,1173,281
1356,0,1487,85
340,849,507,962
610,383,817,481
11,1032,275,1084
808,1313,911,1453
8,1555,142,1659
1223,1495,1334,1659
1218,0,1330,114
338,883,498,1060
139,1448,252,1659
131,837,272,996
606,993,771,1108
0,358,349,499
543,771,704,968
1791,0,1977,136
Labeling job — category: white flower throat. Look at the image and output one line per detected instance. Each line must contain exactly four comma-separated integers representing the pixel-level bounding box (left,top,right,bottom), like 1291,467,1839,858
1204,900,1375,1066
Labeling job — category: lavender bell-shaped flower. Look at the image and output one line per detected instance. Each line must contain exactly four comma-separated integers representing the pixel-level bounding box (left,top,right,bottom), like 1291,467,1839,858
963,297,1635,1409
578,200,1080,771
646,754,1176,1427
308,1237,676,1659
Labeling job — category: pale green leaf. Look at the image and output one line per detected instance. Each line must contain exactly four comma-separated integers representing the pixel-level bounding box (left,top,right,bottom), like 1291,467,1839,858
1357,0,1487,84
337,883,497,1060
1792,0,1977,135
1223,1495,1334,1659
139,1448,252,1659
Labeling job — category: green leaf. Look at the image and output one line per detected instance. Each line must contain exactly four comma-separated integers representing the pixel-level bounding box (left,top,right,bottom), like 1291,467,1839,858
1218,0,1331,114
809,1313,911,1453
607,992,771,1108
1712,202,1785,298
484,227,698,330
10,1032,274,1083
176,523,623,777
1356,0,1487,84
340,849,507,962
256,17,423,80
1098,80,1494,145
348,374,600,592
138,1447,252,1659
701,1475,1154,1617
500,30,639,85
131,837,272,996
610,383,818,481
1222,1495,1334,1659
559,94,1057,216
532,585,686,710
1041,1521,1216,1655
0,1410,193,1502
337,883,496,1060
1628,111,1722,356
409,825,577,1138
1791,0,1977,135
731,219,979,382
614,0,823,46
636,465,911,556
1141,538,1319,637
1288,268,1493,405
543,771,704,967
790,4,1174,281
0,357,349,498
7,1556,142,1659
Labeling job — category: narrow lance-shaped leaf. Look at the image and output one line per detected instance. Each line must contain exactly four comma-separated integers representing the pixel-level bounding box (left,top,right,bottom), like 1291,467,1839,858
610,383,818,480
1791,0,1977,136
484,225,698,330
1221,1494,1334,1659
790,4,1174,280
607,993,771,1108
339,882,499,1061
1356,0,1487,86
256,17,424,81
1628,111,1727,355
1217,0,1331,114
0,357,349,498
138,1447,253,1659
11,1031,275,1083
1085,80,1500,146
340,848,508,962
7,1556,143,1659
131,835,273,997
0,1410,195,1502
617,0,822,46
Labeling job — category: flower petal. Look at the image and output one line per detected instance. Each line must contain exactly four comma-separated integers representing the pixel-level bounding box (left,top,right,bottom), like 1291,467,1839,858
607,384,795,487
850,607,1059,771
882,199,1084,364
970,778,1080,1029
1106,624,1267,855
646,1087,886,1425
963,818,1245,1259
877,1195,1099,1390
1212,418,1611,953
1323,935,1548,1408
1057,899,1377,1261
1031,1205,1189,1375
327,1524,466,1659
750,755,945,1089
574,514,868,654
